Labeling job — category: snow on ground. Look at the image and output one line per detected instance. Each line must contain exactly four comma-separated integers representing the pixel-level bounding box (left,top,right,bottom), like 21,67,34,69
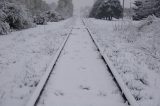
0,18,74,106
84,18,160,106
37,18,127,106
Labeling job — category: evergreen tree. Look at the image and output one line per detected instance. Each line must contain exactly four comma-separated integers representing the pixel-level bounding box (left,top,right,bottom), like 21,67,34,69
89,0,123,20
89,0,103,18
21,0,50,15
133,0,160,20
152,0,160,17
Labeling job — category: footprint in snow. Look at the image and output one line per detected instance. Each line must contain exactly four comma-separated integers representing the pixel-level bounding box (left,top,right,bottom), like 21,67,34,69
70,56,75,60
97,91,107,97
54,90,64,96
62,50,68,55
79,85,91,91
80,67,87,71
84,42,88,44
111,89,120,94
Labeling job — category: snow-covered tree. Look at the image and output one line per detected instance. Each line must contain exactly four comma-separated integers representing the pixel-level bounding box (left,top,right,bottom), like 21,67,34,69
56,0,73,19
43,10,64,22
33,10,64,25
133,0,160,20
0,1,34,32
0,10,6,22
2,2,34,29
33,15,47,25
89,0,103,18
154,0,160,17
6,0,50,15
89,0,123,20
25,0,50,15
0,21,10,35
0,9,9,35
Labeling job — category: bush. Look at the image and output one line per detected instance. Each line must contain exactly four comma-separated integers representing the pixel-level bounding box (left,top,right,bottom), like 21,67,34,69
33,10,64,25
2,2,35,30
0,10,7,21
0,1,36,35
133,0,160,20
34,15,47,25
0,21,10,35
44,11,64,22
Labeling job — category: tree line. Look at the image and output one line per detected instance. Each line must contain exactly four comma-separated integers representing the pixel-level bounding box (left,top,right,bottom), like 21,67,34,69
89,0,160,21
0,0,73,35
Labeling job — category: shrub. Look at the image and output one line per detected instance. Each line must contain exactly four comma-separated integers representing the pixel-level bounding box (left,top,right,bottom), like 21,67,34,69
44,11,64,22
0,21,10,35
2,2,35,30
133,0,160,20
34,15,47,25
0,10,7,21
113,20,139,42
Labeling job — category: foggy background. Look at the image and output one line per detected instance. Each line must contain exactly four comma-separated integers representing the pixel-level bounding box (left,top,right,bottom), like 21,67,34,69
44,0,135,8
44,0,135,16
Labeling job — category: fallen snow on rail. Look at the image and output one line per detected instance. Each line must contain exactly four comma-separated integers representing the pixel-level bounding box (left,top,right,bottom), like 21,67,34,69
84,18,160,106
0,18,74,106
37,18,127,106
84,22,139,106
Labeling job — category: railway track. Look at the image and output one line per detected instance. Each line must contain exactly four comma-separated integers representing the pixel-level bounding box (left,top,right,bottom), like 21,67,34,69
26,28,73,106
26,18,139,106
82,19,139,106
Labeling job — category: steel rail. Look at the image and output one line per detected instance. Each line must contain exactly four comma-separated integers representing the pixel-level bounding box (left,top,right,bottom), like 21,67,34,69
26,28,73,106
82,19,139,106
